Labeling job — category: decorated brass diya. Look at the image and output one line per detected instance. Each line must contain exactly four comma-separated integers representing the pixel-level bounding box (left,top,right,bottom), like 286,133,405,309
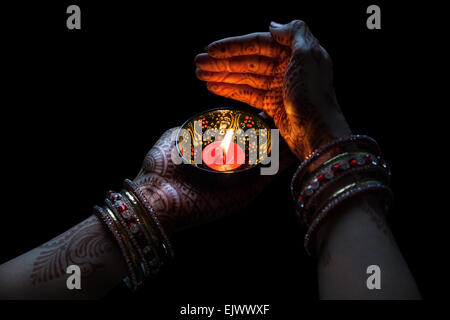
176,107,272,175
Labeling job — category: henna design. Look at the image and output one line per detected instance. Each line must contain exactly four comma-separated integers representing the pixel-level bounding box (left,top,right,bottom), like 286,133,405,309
135,21,348,234
134,128,295,235
196,21,351,161
195,54,280,76
30,216,113,284
196,70,280,91
206,33,289,59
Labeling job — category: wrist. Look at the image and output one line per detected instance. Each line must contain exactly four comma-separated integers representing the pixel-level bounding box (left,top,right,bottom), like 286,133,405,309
319,99,352,142
290,135,392,255
289,102,351,161
134,180,180,239
145,191,178,239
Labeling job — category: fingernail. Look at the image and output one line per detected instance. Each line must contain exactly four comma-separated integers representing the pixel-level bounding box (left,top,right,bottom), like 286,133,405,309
270,21,283,28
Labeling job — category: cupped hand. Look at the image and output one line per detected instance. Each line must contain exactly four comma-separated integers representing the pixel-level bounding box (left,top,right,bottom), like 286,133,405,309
133,128,295,237
195,20,351,160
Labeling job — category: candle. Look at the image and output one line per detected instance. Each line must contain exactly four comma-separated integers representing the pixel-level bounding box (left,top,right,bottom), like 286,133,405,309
202,130,245,171
176,107,271,174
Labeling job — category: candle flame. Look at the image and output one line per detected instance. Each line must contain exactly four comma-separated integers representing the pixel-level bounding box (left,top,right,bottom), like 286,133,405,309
220,129,234,154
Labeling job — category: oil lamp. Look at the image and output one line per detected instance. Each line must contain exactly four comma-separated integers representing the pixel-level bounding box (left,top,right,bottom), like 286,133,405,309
176,107,272,174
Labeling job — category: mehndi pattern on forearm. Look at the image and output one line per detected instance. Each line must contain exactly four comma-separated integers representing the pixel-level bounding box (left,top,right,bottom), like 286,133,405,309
30,216,113,284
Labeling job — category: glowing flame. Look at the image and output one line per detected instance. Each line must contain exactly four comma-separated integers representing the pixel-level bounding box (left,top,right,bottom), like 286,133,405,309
220,129,234,155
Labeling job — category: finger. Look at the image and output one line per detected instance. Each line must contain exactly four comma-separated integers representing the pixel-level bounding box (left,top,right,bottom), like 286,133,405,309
205,32,289,59
195,53,280,76
269,20,318,51
196,69,282,90
206,82,266,110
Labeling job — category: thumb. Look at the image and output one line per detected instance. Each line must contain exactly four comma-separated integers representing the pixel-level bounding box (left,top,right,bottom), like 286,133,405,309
269,20,312,50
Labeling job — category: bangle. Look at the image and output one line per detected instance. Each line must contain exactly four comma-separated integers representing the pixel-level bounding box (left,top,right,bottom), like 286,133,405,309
93,205,140,291
304,180,393,255
291,135,381,200
105,195,153,277
111,190,164,272
289,135,393,256
93,179,174,291
120,190,166,270
123,179,175,260
302,165,389,227
301,151,375,187
295,153,390,225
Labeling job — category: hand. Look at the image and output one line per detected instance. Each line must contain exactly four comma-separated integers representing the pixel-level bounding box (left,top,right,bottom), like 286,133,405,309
195,20,351,160
133,128,295,237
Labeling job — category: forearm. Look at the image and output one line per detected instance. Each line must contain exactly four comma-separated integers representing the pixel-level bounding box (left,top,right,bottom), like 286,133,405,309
316,195,421,299
0,215,127,299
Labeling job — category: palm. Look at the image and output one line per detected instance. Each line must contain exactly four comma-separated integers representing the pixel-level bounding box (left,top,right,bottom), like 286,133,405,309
133,128,294,236
195,23,350,160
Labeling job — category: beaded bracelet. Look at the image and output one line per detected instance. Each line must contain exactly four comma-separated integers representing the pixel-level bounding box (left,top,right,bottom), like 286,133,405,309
291,135,382,200
304,180,393,255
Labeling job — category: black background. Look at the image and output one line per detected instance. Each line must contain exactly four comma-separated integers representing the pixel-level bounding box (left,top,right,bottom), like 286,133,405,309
0,0,440,314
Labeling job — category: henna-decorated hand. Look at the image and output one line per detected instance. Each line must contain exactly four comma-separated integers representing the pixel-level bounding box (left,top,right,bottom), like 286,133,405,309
195,20,351,160
133,128,295,237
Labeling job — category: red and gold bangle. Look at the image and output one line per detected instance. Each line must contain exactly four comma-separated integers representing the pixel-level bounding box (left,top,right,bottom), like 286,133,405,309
111,190,163,274
289,135,393,256
120,189,165,270
93,205,140,291
295,153,390,225
105,195,153,277
291,135,381,200
123,179,174,260
93,179,175,290
303,165,389,227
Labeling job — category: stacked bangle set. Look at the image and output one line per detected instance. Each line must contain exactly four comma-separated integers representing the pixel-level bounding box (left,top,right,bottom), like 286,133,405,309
93,179,173,291
291,135,393,256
